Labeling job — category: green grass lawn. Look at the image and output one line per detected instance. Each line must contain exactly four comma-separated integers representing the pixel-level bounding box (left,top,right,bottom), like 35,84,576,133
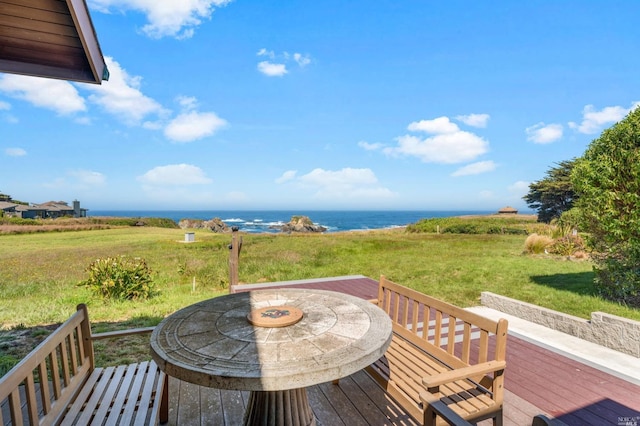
1,224,639,370
1,225,638,327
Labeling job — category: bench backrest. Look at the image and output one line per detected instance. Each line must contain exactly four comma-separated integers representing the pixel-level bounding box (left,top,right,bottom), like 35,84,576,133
376,276,508,376
0,305,95,426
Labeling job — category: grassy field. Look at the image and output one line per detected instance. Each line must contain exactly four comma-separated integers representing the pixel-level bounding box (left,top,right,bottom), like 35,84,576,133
1,221,639,369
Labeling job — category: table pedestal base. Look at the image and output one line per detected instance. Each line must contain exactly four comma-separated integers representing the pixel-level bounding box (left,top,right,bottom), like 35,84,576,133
244,388,316,426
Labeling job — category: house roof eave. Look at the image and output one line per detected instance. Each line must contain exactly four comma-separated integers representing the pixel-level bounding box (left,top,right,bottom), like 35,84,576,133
0,0,108,84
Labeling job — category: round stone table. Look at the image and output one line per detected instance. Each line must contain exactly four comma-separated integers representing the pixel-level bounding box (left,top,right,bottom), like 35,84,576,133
150,288,392,426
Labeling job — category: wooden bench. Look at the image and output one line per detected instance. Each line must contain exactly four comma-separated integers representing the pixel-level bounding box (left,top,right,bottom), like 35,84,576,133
0,304,168,425
365,276,508,426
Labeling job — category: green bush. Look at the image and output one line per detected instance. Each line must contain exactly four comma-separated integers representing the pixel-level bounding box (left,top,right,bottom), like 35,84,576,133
0,354,19,377
86,217,178,228
406,216,538,235
79,256,156,300
593,256,640,305
0,217,39,225
442,224,480,234
547,235,586,256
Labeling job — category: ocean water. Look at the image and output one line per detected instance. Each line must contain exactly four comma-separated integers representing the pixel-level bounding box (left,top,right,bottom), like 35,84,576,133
88,210,494,233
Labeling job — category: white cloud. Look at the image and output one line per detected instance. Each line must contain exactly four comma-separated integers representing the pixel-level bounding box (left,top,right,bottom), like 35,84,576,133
508,180,530,195
257,48,275,59
68,169,106,185
299,168,378,186
358,141,384,151
257,61,288,77
386,116,489,164
164,111,227,142
275,170,297,184
455,113,490,128
5,148,26,157
386,133,488,164
0,74,85,115
176,95,198,110
526,122,563,144
256,49,311,76
84,57,166,125
138,164,213,185
451,161,496,177
568,102,640,134
89,0,232,39
407,116,459,134
280,167,396,200
0,100,10,110
293,53,311,67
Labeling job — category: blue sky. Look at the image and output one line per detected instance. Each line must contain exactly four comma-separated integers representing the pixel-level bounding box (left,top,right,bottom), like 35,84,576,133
2,1,639,211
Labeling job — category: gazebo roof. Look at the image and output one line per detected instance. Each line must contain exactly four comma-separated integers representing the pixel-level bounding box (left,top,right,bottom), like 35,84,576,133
498,206,518,213
0,0,108,84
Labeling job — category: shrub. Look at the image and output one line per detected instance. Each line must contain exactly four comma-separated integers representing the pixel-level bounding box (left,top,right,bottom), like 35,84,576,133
593,256,640,305
547,234,586,256
406,216,538,235
0,354,19,377
442,224,480,234
79,256,156,300
524,233,553,254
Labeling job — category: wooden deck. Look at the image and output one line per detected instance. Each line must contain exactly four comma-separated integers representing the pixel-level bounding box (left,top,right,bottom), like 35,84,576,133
166,371,545,425
6,276,635,425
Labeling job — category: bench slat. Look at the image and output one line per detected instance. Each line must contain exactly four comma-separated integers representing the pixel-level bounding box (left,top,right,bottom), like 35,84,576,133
105,363,140,425
135,361,162,425
58,365,104,426
24,372,39,424
59,340,71,387
49,350,62,400
74,366,118,426
38,360,52,415
92,364,128,421
68,328,79,376
121,361,150,422
8,388,22,425
461,323,471,364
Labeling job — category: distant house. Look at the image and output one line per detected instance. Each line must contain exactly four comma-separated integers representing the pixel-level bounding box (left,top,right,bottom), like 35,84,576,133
497,206,518,215
0,201,18,215
1,199,87,219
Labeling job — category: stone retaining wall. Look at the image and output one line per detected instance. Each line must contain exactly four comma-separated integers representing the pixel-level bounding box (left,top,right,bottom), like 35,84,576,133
480,292,640,358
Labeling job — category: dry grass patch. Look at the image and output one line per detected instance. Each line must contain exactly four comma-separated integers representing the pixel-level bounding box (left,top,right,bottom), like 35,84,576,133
524,233,554,254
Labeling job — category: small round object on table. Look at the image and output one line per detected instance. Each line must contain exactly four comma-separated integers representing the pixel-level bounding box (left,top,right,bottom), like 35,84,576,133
247,305,303,327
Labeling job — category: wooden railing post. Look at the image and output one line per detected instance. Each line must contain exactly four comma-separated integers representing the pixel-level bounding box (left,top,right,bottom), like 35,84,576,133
228,227,242,292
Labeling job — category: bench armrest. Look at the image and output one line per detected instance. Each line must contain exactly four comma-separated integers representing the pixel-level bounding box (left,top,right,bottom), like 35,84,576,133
91,326,156,340
422,360,506,390
420,393,474,426
368,298,379,304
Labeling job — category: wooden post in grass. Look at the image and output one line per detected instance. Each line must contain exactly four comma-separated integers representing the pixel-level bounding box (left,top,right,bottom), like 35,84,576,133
229,227,242,292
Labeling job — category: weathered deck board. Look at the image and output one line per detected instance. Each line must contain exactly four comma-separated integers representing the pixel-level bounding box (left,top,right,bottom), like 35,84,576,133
167,373,552,426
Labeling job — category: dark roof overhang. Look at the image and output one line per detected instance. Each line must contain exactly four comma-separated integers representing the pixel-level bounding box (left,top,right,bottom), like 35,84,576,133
0,0,108,84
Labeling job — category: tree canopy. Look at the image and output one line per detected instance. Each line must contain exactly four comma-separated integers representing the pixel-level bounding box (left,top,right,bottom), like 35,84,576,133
572,106,640,306
523,159,577,223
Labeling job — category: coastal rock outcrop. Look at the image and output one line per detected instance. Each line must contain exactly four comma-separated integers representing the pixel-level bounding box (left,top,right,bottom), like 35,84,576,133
178,218,230,233
279,215,327,233
206,217,230,233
